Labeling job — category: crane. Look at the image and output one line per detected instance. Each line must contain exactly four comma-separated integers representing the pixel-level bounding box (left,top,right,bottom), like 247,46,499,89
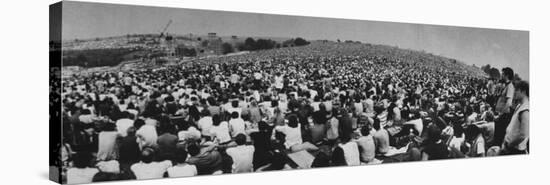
159,19,173,38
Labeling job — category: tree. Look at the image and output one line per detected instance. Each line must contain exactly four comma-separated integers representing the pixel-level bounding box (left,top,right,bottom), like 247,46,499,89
201,40,209,47
294,37,309,46
244,37,257,51
222,42,234,54
481,64,492,74
488,67,501,79
283,39,294,47
185,48,197,57
514,73,522,81
256,39,276,50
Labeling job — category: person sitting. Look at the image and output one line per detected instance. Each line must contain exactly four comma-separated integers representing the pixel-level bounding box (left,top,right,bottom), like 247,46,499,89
275,115,318,152
465,124,485,157
130,147,172,180
355,125,376,163
157,120,179,162
197,110,214,140
210,114,232,144
186,143,223,175
338,134,360,166
229,112,246,138
250,121,274,170
255,152,291,171
330,147,347,166
372,118,390,155
97,123,119,161
66,152,99,184
421,125,450,160
166,147,198,177
115,111,134,137
226,134,255,173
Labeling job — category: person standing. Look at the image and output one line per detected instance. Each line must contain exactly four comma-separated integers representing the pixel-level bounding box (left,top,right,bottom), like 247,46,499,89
494,67,515,147
502,81,529,155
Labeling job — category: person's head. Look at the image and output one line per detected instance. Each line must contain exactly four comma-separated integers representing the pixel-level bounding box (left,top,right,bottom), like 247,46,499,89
231,112,239,119
133,119,145,130
331,147,347,166
288,115,299,128
427,125,442,143
484,111,495,122
360,125,371,136
126,126,136,137
174,147,189,164
235,134,247,145
187,144,200,157
514,80,529,100
73,152,93,168
271,100,279,107
201,109,211,117
140,147,155,163
120,111,130,119
502,67,514,82
212,114,221,126
231,100,239,108
311,152,330,168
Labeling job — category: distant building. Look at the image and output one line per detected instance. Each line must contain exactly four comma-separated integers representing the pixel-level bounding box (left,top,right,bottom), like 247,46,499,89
205,32,223,55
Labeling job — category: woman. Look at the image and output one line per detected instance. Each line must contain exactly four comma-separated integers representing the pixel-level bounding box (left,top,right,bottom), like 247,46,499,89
330,147,347,166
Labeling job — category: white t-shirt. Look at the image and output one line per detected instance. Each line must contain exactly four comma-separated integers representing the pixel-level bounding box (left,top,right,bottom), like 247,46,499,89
229,118,246,137
210,121,231,143
198,116,213,137
116,118,134,137
96,160,120,174
136,125,158,149
339,142,361,166
275,124,302,149
66,168,99,184
131,161,172,180
178,126,202,141
167,164,198,177
226,145,255,173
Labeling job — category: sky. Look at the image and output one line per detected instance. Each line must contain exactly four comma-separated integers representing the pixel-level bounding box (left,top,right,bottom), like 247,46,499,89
60,1,529,80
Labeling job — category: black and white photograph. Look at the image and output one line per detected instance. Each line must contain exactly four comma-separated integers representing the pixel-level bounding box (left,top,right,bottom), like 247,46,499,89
48,1,532,184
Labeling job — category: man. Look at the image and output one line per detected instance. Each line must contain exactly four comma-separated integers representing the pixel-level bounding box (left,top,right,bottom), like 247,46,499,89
167,147,198,177
130,148,172,180
226,134,255,173
197,110,213,139
372,119,390,155
502,80,529,155
115,111,134,137
355,126,376,163
228,112,246,137
186,143,223,175
494,67,515,147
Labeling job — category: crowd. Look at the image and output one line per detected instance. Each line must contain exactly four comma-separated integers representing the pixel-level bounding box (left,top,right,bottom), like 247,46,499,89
57,42,529,184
